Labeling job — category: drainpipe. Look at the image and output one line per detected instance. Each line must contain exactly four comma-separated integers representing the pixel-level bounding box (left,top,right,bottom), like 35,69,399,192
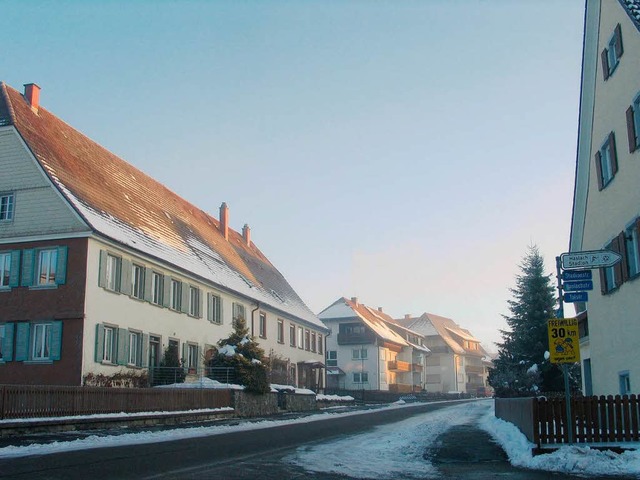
251,302,260,337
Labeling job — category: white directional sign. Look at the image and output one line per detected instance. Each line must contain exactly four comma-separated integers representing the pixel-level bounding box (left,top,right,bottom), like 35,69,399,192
560,250,622,270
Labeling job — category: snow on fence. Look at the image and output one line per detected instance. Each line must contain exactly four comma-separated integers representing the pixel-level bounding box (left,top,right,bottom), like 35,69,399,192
496,395,640,446
0,384,232,420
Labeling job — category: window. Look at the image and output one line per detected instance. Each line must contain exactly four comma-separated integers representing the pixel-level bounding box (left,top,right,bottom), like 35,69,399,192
104,254,121,291
341,323,366,334
0,324,5,360
232,303,246,326
207,293,222,324
132,264,145,300
311,332,316,352
0,193,14,221
128,331,140,366
317,334,323,354
352,348,368,360
103,326,115,363
259,312,267,338
353,372,369,383
326,350,337,367
290,324,296,347
277,319,284,344
626,93,640,153
189,286,200,317
0,252,11,288
596,133,618,190
601,235,625,294
32,323,51,360
170,279,182,310
304,329,310,351
297,326,304,350
625,219,640,279
619,371,631,395
37,249,58,286
151,272,163,305
602,24,623,80
187,343,198,370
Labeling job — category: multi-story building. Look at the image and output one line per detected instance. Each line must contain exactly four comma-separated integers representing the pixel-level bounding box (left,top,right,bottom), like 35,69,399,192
395,313,488,394
569,0,640,395
0,82,328,388
319,297,429,393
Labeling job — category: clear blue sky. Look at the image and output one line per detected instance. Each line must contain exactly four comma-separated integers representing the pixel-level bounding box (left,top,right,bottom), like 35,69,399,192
2,0,585,350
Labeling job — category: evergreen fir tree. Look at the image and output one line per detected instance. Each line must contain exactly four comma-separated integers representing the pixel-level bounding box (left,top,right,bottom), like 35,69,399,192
208,317,270,394
489,246,578,397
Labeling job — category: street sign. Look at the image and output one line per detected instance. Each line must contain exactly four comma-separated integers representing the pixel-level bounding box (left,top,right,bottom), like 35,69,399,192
560,250,622,270
548,318,580,364
562,270,592,281
562,280,593,292
563,291,588,303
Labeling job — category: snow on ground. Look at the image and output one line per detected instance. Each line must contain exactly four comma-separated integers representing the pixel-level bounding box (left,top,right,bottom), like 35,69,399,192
1,398,639,479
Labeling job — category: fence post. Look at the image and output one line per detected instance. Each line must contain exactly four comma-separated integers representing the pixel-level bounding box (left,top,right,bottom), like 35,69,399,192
0,386,5,420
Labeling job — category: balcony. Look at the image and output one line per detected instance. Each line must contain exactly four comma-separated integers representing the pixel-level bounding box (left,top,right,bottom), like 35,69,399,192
412,364,423,373
389,383,421,393
388,360,411,372
337,331,376,345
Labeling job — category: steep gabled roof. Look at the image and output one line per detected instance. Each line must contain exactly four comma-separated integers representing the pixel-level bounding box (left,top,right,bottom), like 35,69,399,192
0,82,325,330
620,0,640,30
319,297,408,347
397,312,483,356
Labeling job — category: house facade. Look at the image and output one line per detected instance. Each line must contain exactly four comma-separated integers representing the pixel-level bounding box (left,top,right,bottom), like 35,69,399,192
395,313,488,394
0,82,328,388
319,297,429,393
569,0,640,396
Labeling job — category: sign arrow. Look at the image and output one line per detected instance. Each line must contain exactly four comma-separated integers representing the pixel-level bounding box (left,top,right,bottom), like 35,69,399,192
560,250,622,270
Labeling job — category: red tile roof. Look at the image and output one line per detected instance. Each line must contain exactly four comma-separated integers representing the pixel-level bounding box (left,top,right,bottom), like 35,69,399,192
0,82,323,329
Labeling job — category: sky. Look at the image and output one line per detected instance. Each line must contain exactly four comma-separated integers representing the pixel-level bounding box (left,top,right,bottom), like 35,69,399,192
1,0,586,350
2,400,640,478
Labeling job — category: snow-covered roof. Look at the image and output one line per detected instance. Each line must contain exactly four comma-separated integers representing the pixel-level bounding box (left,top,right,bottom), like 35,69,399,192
0,82,326,331
621,0,640,30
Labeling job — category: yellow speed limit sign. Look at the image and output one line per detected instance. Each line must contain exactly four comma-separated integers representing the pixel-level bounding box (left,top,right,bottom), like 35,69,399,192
548,318,580,364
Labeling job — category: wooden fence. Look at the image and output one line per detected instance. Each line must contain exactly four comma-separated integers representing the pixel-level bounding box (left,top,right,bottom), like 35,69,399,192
496,395,640,446
0,384,232,420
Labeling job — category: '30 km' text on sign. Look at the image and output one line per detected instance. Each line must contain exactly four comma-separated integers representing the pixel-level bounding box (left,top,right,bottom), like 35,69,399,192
547,318,580,364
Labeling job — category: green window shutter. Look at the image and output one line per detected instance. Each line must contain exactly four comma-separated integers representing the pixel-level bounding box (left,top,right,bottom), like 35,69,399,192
609,132,618,176
9,250,21,287
601,49,610,81
117,328,128,366
49,321,63,361
55,246,68,285
626,106,637,153
182,342,187,364
98,250,108,288
3,323,15,361
15,322,30,361
180,283,189,313
21,249,35,287
120,259,132,295
162,276,171,308
141,333,149,368
206,293,212,322
143,268,153,302
196,345,202,370
197,289,203,318
595,151,604,191
95,324,105,362
614,23,623,58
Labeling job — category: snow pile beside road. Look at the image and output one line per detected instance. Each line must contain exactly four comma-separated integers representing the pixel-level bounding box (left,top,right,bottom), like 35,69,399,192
316,394,354,401
480,407,640,477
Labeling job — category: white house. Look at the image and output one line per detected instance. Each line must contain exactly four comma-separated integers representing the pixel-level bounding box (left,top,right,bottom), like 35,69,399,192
569,0,640,395
0,81,328,389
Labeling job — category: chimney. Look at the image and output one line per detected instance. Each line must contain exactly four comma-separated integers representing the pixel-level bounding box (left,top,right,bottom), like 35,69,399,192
351,297,358,306
242,224,251,246
23,83,41,113
404,314,411,320
378,307,383,312
219,202,229,240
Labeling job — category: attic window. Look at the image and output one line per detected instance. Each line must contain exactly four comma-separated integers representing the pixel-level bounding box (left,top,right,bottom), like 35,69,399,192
0,193,14,221
271,289,285,303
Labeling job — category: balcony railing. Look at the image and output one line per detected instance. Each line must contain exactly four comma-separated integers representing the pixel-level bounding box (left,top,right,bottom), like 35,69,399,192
337,331,376,345
388,360,411,372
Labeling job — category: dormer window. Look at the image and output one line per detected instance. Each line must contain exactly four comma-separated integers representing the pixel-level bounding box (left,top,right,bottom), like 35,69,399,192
0,193,14,222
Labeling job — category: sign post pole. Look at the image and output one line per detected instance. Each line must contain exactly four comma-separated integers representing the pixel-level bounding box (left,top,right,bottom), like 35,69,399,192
555,256,574,445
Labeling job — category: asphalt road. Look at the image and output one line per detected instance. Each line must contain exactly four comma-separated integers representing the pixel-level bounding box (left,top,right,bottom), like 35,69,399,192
0,400,621,480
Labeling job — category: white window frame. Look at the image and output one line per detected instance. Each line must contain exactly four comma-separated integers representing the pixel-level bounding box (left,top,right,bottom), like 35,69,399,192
352,348,368,360
311,332,316,353
189,286,200,317
105,254,120,291
187,343,198,370
259,312,267,338
317,334,323,354
0,193,14,222
32,323,51,360
208,293,222,324
290,324,296,347
128,331,140,366
37,249,58,286
297,326,304,350
0,252,10,288
326,350,337,367
170,279,182,310
132,263,145,299
103,326,115,363
232,303,246,325
625,221,640,278
277,319,284,344
353,372,369,383
152,272,163,305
